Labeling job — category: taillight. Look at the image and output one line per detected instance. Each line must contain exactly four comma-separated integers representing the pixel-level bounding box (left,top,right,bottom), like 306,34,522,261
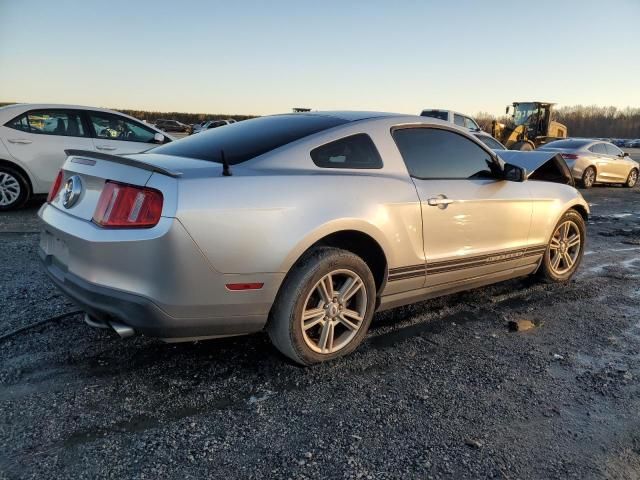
93,181,163,228
48,171,64,203
561,153,579,160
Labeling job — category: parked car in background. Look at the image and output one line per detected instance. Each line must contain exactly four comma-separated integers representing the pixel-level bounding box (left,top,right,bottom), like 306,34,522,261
612,139,627,147
624,139,640,148
155,119,192,134
191,119,236,134
39,111,588,365
0,104,173,210
539,139,639,188
474,132,506,150
420,109,481,131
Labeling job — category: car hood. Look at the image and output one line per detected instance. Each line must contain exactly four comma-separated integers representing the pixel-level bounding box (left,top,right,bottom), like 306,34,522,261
496,150,567,178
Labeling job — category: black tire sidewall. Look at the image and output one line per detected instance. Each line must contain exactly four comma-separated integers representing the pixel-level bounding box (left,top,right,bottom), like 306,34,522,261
0,166,30,211
540,210,586,283
268,248,376,365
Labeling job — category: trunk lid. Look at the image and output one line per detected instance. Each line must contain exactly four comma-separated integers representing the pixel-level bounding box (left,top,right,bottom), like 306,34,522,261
50,150,180,221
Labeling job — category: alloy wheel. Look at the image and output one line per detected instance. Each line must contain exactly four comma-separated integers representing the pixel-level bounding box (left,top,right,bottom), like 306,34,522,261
301,269,368,354
628,170,638,187
0,172,21,207
548,220,581,275
583,168,595,188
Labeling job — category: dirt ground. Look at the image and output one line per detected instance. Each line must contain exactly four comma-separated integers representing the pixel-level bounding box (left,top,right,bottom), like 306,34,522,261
1,182,639,479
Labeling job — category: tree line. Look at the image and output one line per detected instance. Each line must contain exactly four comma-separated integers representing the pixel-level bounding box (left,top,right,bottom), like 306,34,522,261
476,105,640,139
3,102,639,138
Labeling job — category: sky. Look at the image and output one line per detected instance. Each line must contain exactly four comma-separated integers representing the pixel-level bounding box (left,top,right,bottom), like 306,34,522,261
1,0,639,116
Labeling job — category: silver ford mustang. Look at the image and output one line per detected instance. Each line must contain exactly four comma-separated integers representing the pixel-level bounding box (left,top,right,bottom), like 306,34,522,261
39,112,589,365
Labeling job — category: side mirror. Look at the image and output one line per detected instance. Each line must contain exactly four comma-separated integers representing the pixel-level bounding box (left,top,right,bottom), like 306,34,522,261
503,163,526,182
623,152,630,157
153,132,165,144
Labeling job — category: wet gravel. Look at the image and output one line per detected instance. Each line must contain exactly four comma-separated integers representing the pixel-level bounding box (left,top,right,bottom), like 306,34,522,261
1,186,639,479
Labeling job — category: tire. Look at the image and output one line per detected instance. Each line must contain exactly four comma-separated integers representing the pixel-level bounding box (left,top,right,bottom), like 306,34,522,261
624,168,638,188
512,141,534,151
0,166,30,211
267,247,376,366
536,209,586,283
581,166,596,189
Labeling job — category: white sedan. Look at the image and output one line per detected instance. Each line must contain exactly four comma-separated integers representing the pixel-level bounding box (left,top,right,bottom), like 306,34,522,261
0,104,174,209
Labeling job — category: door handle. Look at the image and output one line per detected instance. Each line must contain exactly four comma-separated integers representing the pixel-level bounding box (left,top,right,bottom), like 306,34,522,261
427,195,455,209
96,145,117,151
7,139,32,144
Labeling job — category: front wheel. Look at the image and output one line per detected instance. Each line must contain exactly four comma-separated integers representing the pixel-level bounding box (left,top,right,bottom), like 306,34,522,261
625,169,638,188
536,210,586,283
267,247,376,365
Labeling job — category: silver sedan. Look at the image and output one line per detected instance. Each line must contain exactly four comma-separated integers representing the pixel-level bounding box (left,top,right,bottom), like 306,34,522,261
539,139,639,188
39,112,589,365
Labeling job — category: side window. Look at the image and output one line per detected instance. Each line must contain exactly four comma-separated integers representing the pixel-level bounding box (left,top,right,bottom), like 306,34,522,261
604,143,622,157
311,134,383,169
89,112,156,143
393,128,496,179
6,110,87,137
453,114,465,127
5,114,31,132
589,143,607,154
475,135,505,150
464,117,479,130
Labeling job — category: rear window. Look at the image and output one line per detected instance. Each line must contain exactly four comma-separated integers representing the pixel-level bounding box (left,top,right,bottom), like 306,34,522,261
151,114,348,165
420,110,448,121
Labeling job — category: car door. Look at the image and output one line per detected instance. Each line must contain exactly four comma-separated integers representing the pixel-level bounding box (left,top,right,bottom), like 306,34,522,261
1,109,94,193
588,142,615,182
603,143,631,181
87,111,163,155
392,126,533,287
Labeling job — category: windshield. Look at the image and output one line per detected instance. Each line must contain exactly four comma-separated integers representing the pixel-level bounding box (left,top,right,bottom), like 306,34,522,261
513,103,540,126
420,110,448,121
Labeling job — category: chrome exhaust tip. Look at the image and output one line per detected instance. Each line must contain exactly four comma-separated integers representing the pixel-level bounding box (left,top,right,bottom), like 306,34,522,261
84,313,110,329
110,321,135,338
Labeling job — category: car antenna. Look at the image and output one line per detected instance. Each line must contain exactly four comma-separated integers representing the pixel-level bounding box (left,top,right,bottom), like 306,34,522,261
220,149,232,176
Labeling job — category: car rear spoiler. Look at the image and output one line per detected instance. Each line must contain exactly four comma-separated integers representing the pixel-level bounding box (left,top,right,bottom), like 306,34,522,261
64,149,182,178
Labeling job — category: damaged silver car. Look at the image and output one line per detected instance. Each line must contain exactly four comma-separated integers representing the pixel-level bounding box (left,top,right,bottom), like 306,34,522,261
39,112,589,364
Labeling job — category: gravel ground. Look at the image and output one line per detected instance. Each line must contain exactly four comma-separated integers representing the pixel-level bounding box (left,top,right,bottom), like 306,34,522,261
1,184,639,480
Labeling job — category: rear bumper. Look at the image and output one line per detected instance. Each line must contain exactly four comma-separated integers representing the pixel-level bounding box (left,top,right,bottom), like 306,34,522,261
39,248,266,338
38,203,283,339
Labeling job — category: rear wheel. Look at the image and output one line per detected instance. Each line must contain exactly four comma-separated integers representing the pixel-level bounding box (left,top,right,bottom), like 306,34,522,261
0,166,29,211
267,247,376,365
625,169,638,188
581,166,596,188
536,210,585,283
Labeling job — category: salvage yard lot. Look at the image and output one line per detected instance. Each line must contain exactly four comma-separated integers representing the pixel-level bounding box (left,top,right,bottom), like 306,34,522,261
1,184,640,479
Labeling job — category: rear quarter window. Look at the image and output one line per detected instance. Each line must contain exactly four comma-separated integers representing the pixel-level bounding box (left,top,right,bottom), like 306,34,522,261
311,134,383,169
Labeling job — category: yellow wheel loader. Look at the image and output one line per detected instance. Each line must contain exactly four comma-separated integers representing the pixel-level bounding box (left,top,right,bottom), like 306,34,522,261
492,102,568,150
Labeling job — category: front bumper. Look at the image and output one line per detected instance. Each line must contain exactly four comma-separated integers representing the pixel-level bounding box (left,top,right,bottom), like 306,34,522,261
38,203,283,339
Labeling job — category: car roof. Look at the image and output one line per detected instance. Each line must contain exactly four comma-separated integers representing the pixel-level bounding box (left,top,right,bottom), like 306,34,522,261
297,111,408,122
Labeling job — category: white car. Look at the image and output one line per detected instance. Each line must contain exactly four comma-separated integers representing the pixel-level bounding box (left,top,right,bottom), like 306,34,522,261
191,119,236,135
420,109,482,132
0,104,174,210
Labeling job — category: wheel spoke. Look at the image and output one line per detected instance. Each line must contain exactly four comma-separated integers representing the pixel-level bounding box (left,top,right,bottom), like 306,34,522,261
318,320,334,352
567,234,580,248
337,314,359,331
317,274,334,303
302,307,326,330
339,276,363,303
562,252,574,268
551,252,562,270
342,308,363,322
550,237,561,248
